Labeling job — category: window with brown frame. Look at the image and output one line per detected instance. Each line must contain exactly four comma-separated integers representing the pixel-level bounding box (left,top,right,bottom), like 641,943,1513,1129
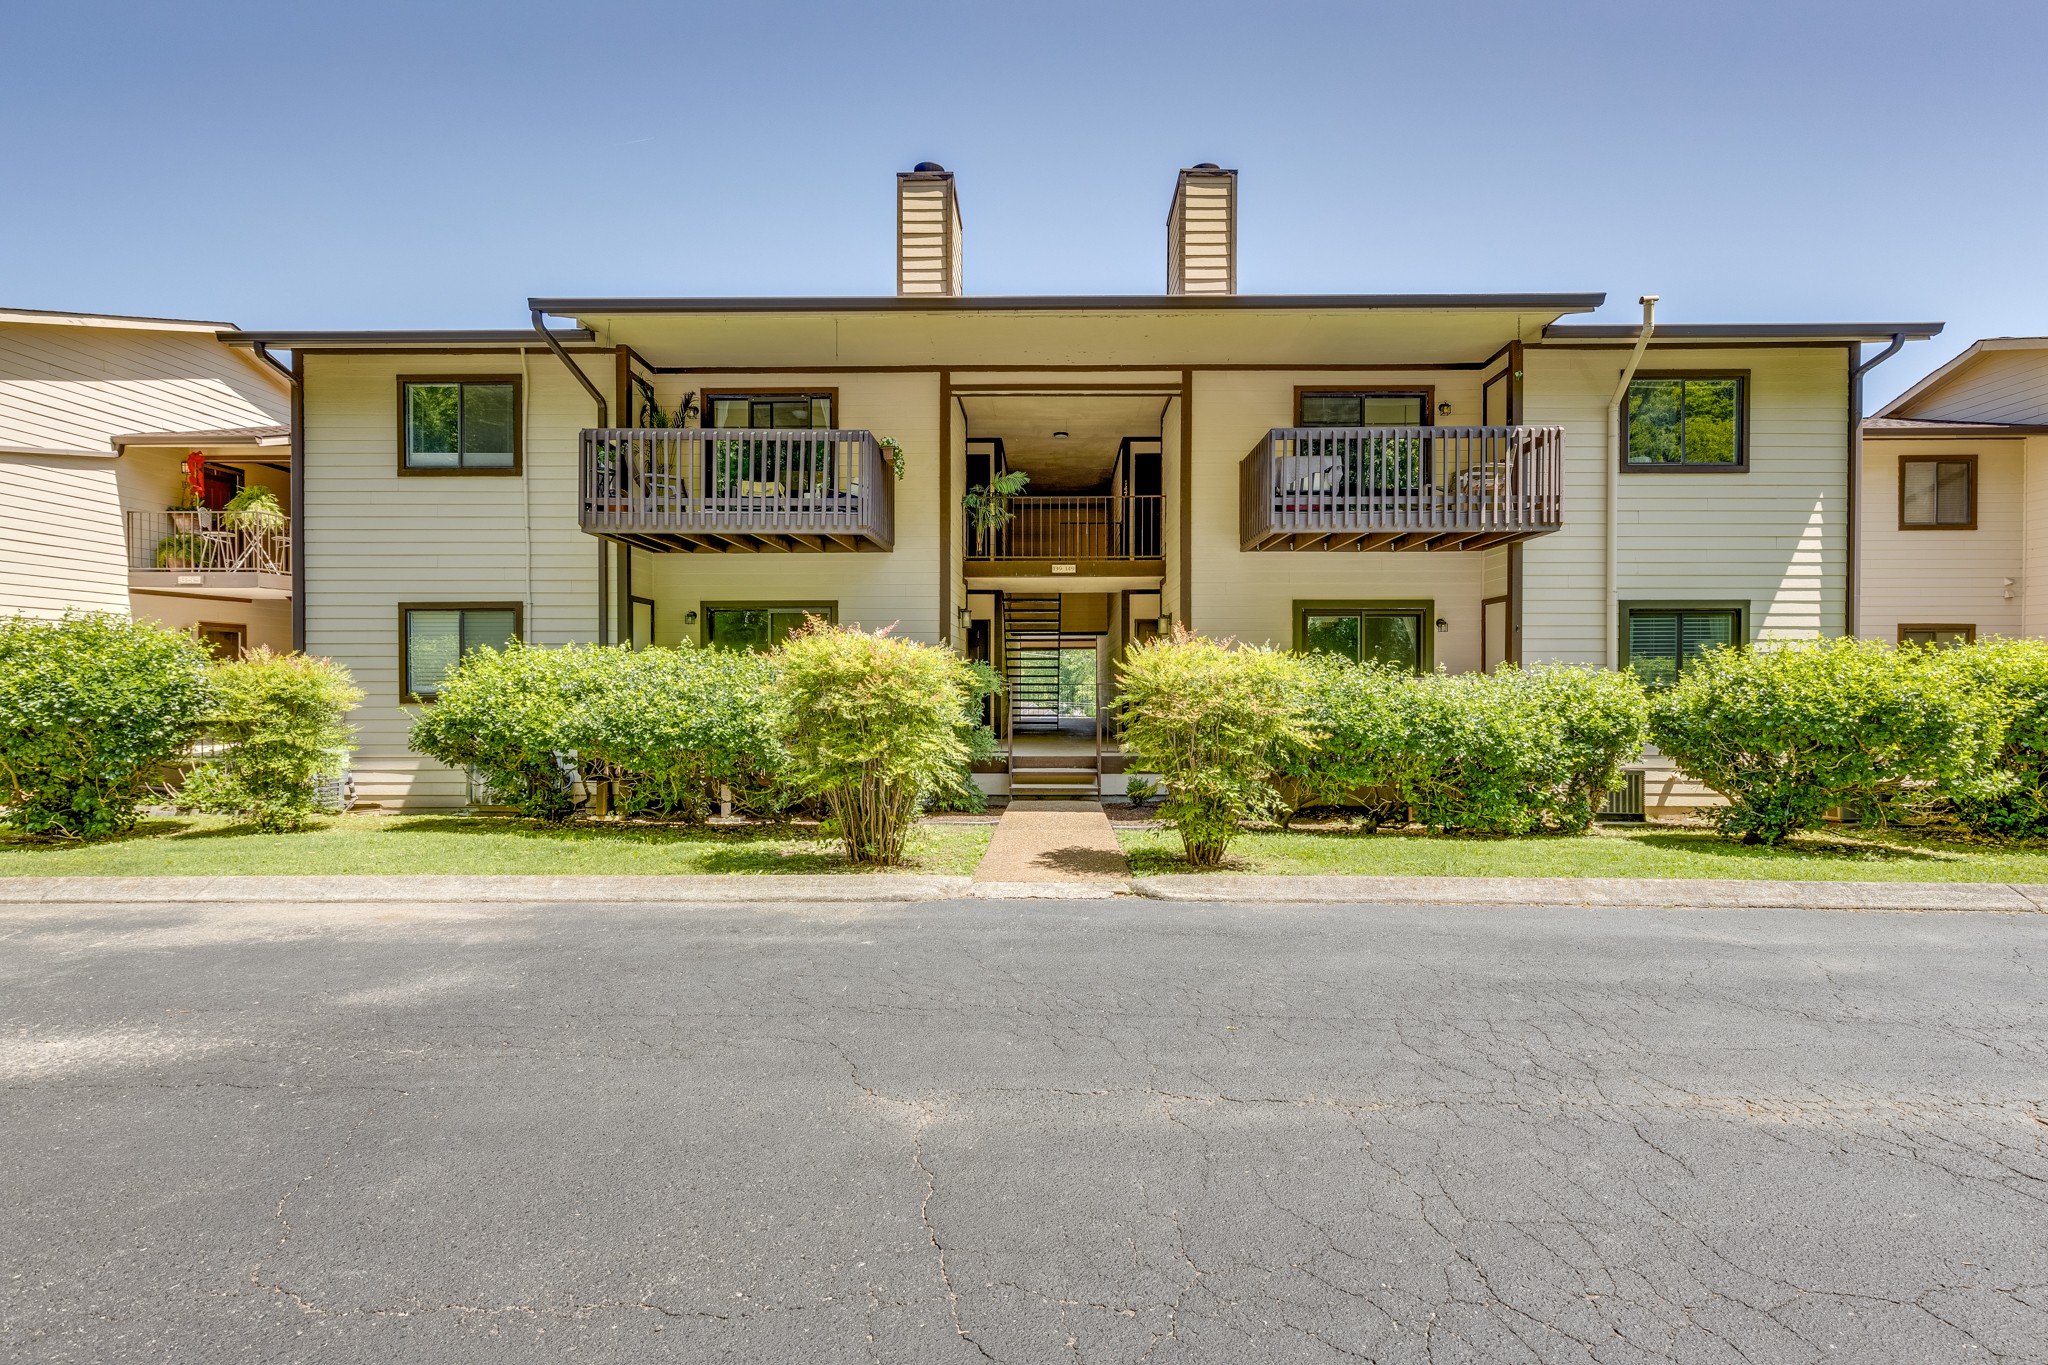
399,603,522,701
704,392,835,429
398,376,521,474
1621,373,1747,469
1899,456,1976,529
1296,389,1432,428
1898,624,1974,648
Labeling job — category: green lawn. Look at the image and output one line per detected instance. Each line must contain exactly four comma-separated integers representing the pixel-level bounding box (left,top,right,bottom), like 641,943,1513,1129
0,814,992,877
1119,822,2048,883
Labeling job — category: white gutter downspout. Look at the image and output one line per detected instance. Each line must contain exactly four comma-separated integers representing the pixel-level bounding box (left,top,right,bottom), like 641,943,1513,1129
1605,295,1658,669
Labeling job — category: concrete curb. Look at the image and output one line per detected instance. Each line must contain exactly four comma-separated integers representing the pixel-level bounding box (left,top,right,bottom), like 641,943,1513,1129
1129,874,2048,912
968,880,1128,900
0,874,974,905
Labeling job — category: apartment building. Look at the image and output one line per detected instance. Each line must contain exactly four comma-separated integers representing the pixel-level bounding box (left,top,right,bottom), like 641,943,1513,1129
223,164,1939,813
1858,337,2048,645
0,307,294,654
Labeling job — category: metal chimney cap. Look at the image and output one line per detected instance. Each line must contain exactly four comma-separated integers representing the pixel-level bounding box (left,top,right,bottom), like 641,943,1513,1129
1192,162,1220,170
912,161,947,173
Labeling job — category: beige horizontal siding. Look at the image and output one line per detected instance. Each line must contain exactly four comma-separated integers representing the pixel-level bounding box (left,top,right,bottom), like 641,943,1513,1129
0,322,287,455
1904,348,2048,425
1520,346,1849,663
1858,437,2025,643
0,453,130,616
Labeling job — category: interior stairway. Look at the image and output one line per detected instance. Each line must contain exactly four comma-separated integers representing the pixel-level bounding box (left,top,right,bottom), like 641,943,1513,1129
1004,594,1101,799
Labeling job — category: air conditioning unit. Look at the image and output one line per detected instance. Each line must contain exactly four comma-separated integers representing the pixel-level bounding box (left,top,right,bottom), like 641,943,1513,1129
1598,769,1646,822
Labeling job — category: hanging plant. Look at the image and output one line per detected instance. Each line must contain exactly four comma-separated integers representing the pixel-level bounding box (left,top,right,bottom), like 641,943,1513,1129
877,436,906,480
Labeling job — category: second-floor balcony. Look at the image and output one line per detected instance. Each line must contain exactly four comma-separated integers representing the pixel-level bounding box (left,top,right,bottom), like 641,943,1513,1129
126,509,291,598
1240,425,1565,551
579,428,895,552
965,495,1164,572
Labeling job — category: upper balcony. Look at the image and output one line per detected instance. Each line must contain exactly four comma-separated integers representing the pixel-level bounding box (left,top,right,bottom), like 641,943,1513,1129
965,495,1164,576
579,428,896,552
126,509,292,598
1240,425,1564,551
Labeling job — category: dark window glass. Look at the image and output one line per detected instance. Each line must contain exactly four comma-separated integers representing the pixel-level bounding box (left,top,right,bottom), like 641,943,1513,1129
405,607,517,698
1901,459,1973,527
1301,609,1423,672
1900,626,1973,648
1299,392,1427,427
707,606,834,652
1624,378,1743,466
707,395,833,429
405,382,516,469
1627,609,1738,688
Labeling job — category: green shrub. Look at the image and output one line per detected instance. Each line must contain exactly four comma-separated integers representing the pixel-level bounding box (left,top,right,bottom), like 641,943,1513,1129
1649,636,1999,844
1115,627,1311,866
1277,659,1648,835
1505,665,1652,833
0,612,213,840
559,644,786,821
1933,638,2048,835
408,642,612,819
925,660,1002,815
773,623,977,864
179,649,362,831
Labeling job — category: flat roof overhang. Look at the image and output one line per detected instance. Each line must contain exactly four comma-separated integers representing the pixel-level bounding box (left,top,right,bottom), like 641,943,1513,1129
1543,322,1944,343
217,328,595,348
531,292,1609,316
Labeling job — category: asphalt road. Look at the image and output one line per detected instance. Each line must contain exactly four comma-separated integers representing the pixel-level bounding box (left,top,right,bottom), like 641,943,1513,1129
4,895,2046,1365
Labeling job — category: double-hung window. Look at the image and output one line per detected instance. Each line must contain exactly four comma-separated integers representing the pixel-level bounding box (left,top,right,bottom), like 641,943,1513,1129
1899,456,1975,529
400,604,521,700
1622,375,1746,469
400,377,520,472
1624,607,1741,689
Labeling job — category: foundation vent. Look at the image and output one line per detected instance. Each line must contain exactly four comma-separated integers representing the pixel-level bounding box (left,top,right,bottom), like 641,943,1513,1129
897,162,963,297
1167,164,1237,295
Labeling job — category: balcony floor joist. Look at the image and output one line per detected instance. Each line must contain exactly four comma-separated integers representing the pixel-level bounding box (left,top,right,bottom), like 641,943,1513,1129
1242,527,1546,553
603,530,891,553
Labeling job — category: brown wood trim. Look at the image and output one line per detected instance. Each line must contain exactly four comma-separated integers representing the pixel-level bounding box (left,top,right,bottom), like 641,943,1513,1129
614,347,631,430
310,345,617,356
1897,623,1977,644
395,375,524,476
1480,593,1508,674
289,349,305,652
1505,544,1524,665
939,372,953,646
1618,370,1750,471
1179,374,1194,625
1292,385,1437,426
964,558,1166,579
1530,341,1856,352
947,382,1186,394
1897,452,1979,530
642,361,1515,375
398,601,525,703
699,386,842,428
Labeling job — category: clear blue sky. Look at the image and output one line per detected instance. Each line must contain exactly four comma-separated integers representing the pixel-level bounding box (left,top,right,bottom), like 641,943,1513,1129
5,0,2043,405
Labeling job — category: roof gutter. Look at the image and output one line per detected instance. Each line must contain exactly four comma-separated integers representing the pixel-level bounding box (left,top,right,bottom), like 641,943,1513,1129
531,309,607,426
1847,331,1909,638
1605,296,1658,669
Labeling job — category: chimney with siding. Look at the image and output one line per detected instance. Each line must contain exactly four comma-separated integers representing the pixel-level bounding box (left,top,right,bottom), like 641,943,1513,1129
1167,164,1237,295
896,162,963,296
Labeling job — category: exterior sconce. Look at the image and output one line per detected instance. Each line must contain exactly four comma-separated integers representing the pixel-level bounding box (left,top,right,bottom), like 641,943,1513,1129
1053,431,1070,439
683,610,699,625
1437,402,1452,417
956,606,973,627
1435,618,1449,633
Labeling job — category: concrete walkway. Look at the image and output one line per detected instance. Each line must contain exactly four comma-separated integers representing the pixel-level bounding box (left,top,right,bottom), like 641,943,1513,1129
968,799,1131,896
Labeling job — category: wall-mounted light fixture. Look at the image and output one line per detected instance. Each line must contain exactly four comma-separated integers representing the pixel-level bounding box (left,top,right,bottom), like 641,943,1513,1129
683,610,699,625
1435,618,1449,633
1437,401,1452,417
1052,430,1069,439
956,606,973,626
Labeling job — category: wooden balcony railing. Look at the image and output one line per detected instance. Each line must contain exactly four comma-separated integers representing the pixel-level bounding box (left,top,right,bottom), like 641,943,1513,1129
965,495,1164,562
580,428,895,551
1240,425,1564,551
126,509,291,576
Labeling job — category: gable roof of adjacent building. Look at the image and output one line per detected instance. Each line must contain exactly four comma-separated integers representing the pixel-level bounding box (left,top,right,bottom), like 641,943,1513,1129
0,306,290,459
1877,336,2048,422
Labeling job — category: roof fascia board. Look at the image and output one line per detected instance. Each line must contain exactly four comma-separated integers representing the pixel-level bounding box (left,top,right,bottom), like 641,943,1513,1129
218,329,595,347
530,292,1607,317
1544,322,1943,342
0,307,238,332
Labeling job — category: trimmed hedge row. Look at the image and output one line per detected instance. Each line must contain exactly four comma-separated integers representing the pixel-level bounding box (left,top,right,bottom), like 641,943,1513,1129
406,624,999,864
1116,630,2048,862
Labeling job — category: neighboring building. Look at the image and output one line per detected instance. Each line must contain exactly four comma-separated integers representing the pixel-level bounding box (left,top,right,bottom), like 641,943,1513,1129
1859,337,2048,646
0,308,294,653
224,164,1939,815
